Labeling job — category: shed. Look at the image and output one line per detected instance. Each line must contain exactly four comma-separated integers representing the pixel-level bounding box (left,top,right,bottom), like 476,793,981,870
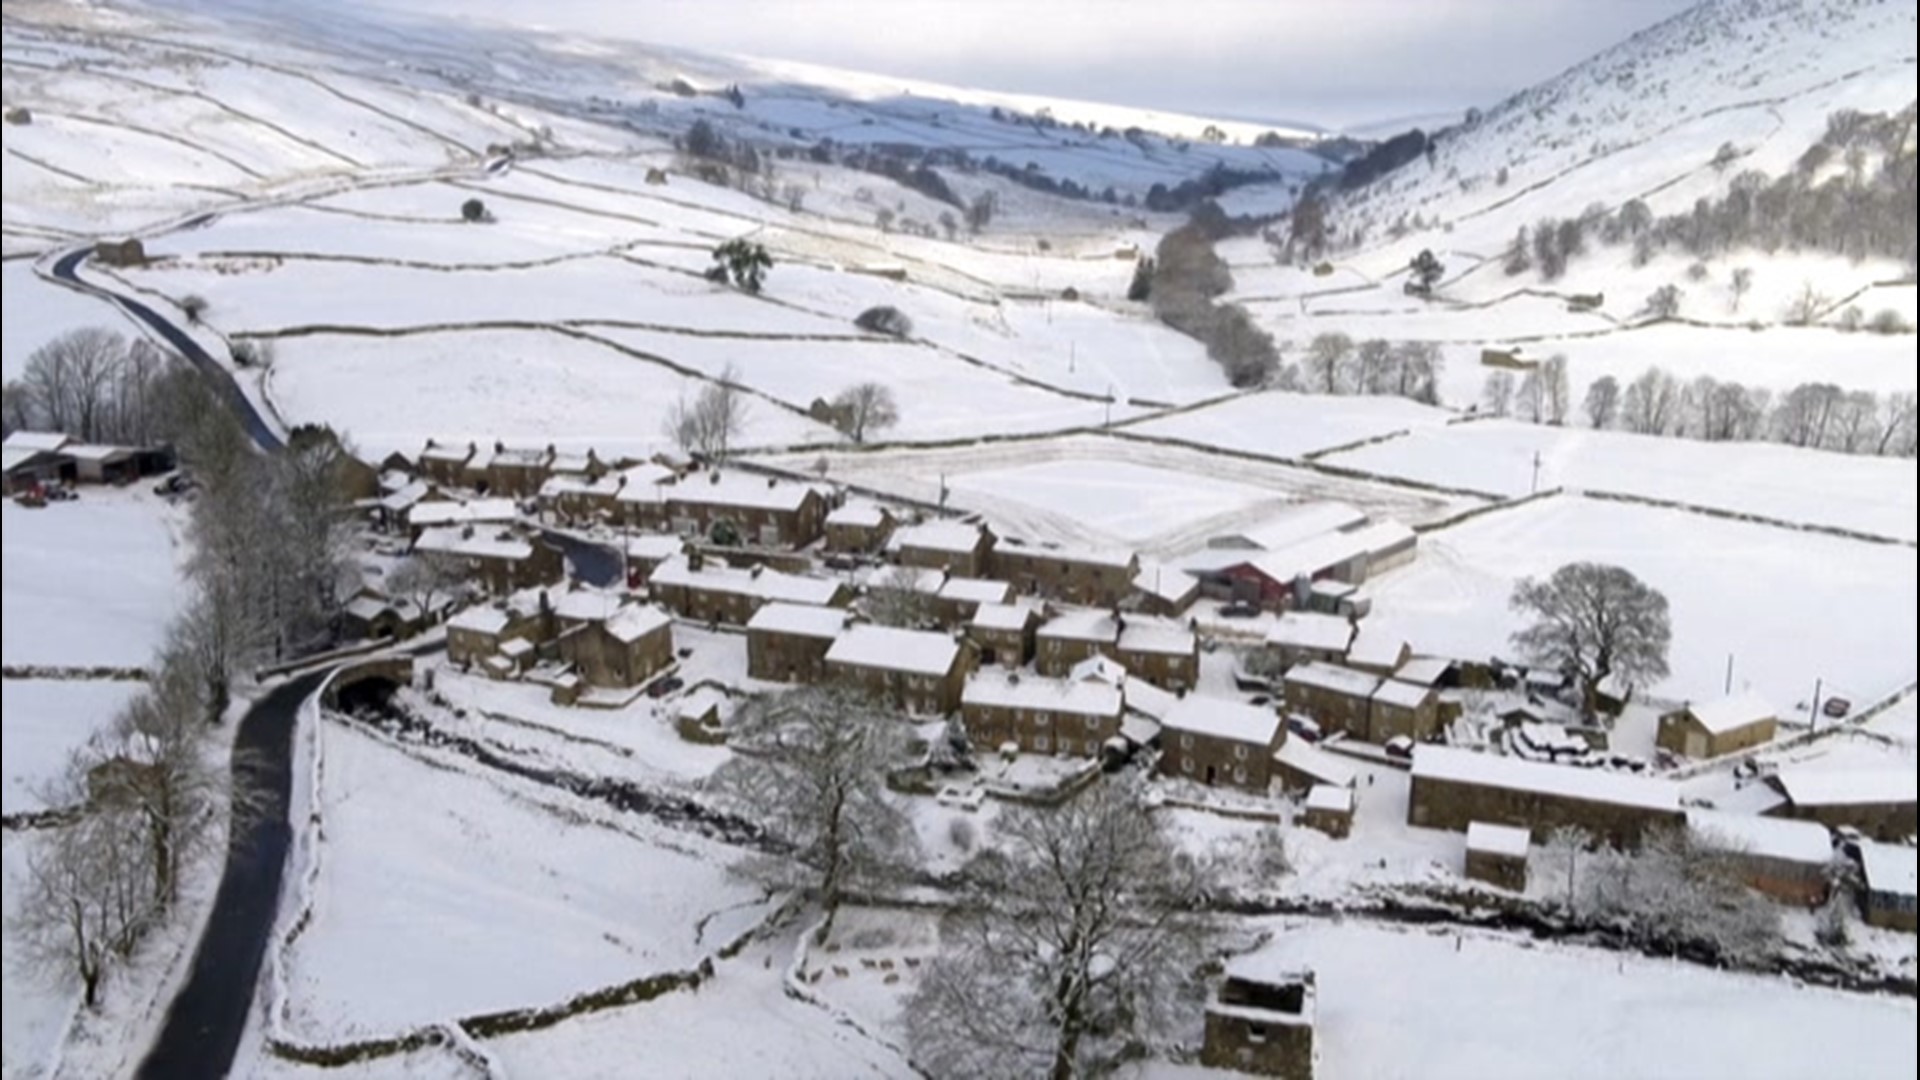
1302,785,1354,839
1464,821,1530,891
1859,841,1917,933
1657,692,1778,759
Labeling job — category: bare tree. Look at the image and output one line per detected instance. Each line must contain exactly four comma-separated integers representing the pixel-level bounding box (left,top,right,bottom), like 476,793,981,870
1728,266,1754,313
1480,370,1515,417
908,780,1214,1080
712,686,915,935
1782,281,1828,326
665,365,749,460
1583,375,1621,430
966,191,997,235
1304,332,1354,395
1515,368,1545,423
1640,284,1684,321
386,552,468,620
862,564,941,628
1539,354,1571,425
21,328,125,441
1552,827,1778,965
1830,390,1882,454
1877,391,1917,457
1510,562,1671,719
1620,367,1680,435
828,383,900,444
1355,338,1395,395
853,305,914,338
104,658,222,908
2,380,31,437
1771,382,1844,448
1391,341,1443,404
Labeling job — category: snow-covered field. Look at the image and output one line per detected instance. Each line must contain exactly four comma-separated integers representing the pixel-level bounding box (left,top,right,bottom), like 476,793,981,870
1363,495,1918,714
1323,417,1920,540
2,830,77,1080
1,680,144,816
1124,391,1458,460
282,720,767,1040
1187,922,1918,1080
0,490,187,668
1,261,121,380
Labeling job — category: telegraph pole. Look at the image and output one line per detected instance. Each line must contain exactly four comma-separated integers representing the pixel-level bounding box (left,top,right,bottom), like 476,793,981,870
1724,653,1733,695
1809,678,1823,730
1531,450,1542,495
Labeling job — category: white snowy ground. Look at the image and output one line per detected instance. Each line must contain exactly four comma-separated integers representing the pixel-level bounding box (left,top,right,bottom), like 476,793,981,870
1132,922,1918,1080
1362,495,1918,715
1322,417,1920,540
0,261,123,380
1123,391,1458,461
1,830,76,1080
281,719,769,1040
0,489,189,669
0,680,144,815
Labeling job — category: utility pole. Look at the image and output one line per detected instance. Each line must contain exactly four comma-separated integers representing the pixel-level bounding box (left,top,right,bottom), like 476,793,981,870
1724,653,1733,695
1530,450,1542,495
1809,677,1823,730
1105,384,1114,427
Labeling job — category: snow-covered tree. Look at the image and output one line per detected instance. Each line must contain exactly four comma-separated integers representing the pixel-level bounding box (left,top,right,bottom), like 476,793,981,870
1481,370,1515,417
1510,562,1671,719
665,365,749,460
908,780,1214,1080
829,382,900,443
1304,332,1354,395
1583,375,1621,430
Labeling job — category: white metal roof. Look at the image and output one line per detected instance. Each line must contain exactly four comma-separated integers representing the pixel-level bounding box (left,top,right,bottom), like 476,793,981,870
746,602,850,639
1265,612,1354,653
1211,501,1368,552
63,443,134,463
1466,821,1532,858
1682,692,1778,736
1284,661,1381,699
962,671,1122,718
1774,767,1918,808
1686,809,1831,866
1246,519,1416,584
3,431,72,453
887,520,989,555
1412,745,1682,814
1162,696,1282,746
825,624,961,676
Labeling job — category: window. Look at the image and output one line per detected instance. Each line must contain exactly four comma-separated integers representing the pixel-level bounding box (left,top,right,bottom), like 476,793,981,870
1234,744,1247,761
1035,736,1050,753
1085,740,1098,756
1232,767,1246,784
1084,715,1100,731
1247,1024,1267,1044
1180,734,1194,749
1181,757,1194,774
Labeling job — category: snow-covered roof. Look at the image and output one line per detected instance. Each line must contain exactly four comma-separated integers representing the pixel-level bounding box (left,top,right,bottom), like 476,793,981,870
939,577,1013,606
1000,542,1135,571
1467,821,1532,858
1284,661,1381,699
1305,784,1353,814
1162,697,1282,746
677,687,733,724
1346,625,1407,669
419,441,473,462
962,670,1122,718
549,450,595,474
1245,520,1416,584
539,472,620,499
1211,501,1368,552
343,594,394,621
409,498,519,529
1273,738,1356,788
826,499,890,528
1122,677,1177,721
1119,619,1195,656
624,534,686,561
1860,841,1918,899
1412,746,1682,814
1686,809,1830,866
970,602,1037,632
1394,657,1452,688
63,443,134,463
669,471,824,513
604,604,671,643
825,625,961,676
1372,679,1435,710
1,447,44,472
746,602,850,639
620,462,676,487
1681,692,1777,736
448,604,513,635
1132,562,1198,603
1714,781,1788,817
887,519,989,555
1774,768,1917,808
651,557,845,606
491,445,552,467
498,637,534,658
1039,609,1121,643
552,588,624,623
1310,579,1358,600
1265,612,1354,653
1071,655,1129,686
3,431,71,453
379,479,431,513
414,526,535,561
1119,715,1161,746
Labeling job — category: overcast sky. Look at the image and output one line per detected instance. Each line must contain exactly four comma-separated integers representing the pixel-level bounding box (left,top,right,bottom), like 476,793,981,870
346,0,1698,130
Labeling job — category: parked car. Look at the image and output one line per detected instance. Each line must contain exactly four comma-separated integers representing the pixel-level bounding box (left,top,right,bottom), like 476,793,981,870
44,484,78,502
645,676,685,699
1286,715,1322,742
1219,601,1261,619
1384,735,1415,760
1822,696,1852,719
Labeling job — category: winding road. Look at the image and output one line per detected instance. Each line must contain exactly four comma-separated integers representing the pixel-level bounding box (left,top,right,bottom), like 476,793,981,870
134,669,330,1080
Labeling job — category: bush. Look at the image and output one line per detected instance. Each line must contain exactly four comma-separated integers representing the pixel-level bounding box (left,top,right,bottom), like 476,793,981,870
1836,305,1865,332
854,306,913,338
460,198,490,223
1868,308,1910,334
229,340,273,368
1686,261,1710,282
947,817,976,853
180,294,208,323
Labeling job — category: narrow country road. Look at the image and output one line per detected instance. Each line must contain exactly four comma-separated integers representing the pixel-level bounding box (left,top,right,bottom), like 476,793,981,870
135,668,331,1080
48,248,284,450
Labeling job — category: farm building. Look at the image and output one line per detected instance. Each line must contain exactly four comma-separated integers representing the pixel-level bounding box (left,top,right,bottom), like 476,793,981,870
1201,969,1316,1080
1302,784,1354,839
825,625,970,715
1265,612,1354,672
1657,692,1778,759
1193,519,1416,610
1,432,77,492
1464,821,1531,891
1769,768,1917,842
1281,662,1379,741
1035,609,1123,676
1407,745,1683,848
1159,697,1286,792
967,602,1040,668
824,499,895,554
887,519,996,576
650,553,850,625
1859,841,1917,932
960,669,1124,757
746,602,851,683
992,540,1139,607
1686,809,1831,906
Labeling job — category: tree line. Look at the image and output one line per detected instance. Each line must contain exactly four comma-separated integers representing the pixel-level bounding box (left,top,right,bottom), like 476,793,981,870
11,330,355,1008
1145,209,1280,388
1480,360,1917,458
